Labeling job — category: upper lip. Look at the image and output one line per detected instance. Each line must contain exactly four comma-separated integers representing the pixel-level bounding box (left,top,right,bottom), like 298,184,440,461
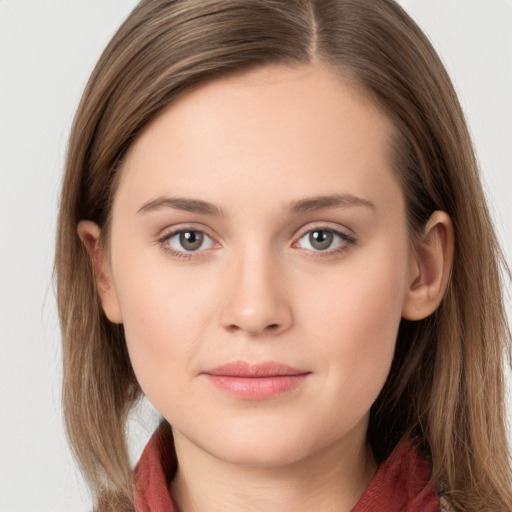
203,360,309,377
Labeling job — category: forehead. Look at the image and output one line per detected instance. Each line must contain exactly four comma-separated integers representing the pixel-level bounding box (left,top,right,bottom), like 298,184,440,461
115,62,399,214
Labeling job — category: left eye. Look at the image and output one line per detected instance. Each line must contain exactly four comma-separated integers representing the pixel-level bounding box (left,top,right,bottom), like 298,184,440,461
163,230,216,252
296,229,351,252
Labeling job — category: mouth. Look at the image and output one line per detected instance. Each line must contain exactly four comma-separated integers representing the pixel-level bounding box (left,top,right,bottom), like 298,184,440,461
202,360,311,400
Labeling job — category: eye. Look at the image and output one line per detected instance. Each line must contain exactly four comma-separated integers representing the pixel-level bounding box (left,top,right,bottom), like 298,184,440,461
295,228,354,252
163,229,216,253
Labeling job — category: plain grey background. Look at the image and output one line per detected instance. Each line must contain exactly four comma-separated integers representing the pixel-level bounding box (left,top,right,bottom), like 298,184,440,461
1,1,511,511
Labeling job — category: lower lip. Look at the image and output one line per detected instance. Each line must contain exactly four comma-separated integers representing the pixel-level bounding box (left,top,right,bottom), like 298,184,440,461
204,374,309,400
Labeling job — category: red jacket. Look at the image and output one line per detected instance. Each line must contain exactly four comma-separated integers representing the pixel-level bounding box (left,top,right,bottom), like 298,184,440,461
134,424,441,512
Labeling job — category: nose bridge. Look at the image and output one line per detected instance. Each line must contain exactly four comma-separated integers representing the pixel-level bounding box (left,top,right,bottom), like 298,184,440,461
220,240,292,336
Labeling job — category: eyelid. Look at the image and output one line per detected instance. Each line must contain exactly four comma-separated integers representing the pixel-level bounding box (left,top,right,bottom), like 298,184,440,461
291,222,356,253
292,221,355,241
155,222,355,260
157,222,220,241
157,223,221,259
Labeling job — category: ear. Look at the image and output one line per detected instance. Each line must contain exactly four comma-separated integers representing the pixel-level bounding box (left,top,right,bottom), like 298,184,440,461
402,211,454,321
77,220,123,324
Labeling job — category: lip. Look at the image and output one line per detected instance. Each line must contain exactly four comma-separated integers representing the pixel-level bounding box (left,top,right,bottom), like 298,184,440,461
202,360,310,400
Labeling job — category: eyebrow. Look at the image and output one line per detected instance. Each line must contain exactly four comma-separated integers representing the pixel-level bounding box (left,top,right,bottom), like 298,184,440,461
137,193,375,216
288,194,375,214
137,197,225,216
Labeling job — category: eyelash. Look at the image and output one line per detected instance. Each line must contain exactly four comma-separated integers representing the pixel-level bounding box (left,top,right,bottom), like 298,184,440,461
158,226,219,261
158,225,356,261
293,226,356,257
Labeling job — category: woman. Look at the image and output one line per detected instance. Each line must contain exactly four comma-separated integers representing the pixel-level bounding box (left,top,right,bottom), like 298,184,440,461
55,1,512,511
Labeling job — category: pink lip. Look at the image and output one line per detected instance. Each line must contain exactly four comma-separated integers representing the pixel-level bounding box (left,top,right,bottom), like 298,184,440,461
202,361,310,400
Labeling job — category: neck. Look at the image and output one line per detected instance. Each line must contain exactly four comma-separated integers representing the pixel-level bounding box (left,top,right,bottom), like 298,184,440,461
169,428,377,512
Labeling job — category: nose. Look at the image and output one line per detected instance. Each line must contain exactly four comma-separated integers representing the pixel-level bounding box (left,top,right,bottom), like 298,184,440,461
220,248,293,337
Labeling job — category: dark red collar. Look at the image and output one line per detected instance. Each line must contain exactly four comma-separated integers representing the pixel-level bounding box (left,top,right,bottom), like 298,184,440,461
134,424,439,512
350,441,439,511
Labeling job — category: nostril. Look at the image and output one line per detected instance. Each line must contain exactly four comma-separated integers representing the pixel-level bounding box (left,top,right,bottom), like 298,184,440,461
220,299,293,336
226,322,281,335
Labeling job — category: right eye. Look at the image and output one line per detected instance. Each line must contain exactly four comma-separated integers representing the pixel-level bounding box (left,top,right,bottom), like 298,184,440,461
162,229,217,254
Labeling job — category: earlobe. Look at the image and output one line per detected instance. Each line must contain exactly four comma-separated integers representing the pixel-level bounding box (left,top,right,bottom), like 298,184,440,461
401,211,454,321
77,220,123,324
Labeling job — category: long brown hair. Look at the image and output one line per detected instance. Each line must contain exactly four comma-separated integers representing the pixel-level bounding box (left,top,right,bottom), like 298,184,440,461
55,1,512,510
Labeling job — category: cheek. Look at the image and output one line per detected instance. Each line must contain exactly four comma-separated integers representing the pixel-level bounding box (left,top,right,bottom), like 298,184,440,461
300,244,409,400
112,254,219,393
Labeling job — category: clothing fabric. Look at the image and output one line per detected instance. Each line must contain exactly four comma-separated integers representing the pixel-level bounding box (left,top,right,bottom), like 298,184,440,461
134,423,441,512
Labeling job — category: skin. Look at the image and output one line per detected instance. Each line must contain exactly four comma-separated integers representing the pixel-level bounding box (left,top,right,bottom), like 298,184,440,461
79,62,453,512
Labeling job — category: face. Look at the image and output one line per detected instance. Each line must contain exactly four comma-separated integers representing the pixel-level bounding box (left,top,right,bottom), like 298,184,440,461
95,63,419,467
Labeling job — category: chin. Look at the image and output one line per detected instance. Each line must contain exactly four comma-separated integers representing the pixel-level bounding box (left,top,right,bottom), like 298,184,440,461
212,441,308,468
203,422,344,469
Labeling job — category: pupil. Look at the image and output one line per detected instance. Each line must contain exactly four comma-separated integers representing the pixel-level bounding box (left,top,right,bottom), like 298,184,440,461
180,231,203,251
310,230,333,250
